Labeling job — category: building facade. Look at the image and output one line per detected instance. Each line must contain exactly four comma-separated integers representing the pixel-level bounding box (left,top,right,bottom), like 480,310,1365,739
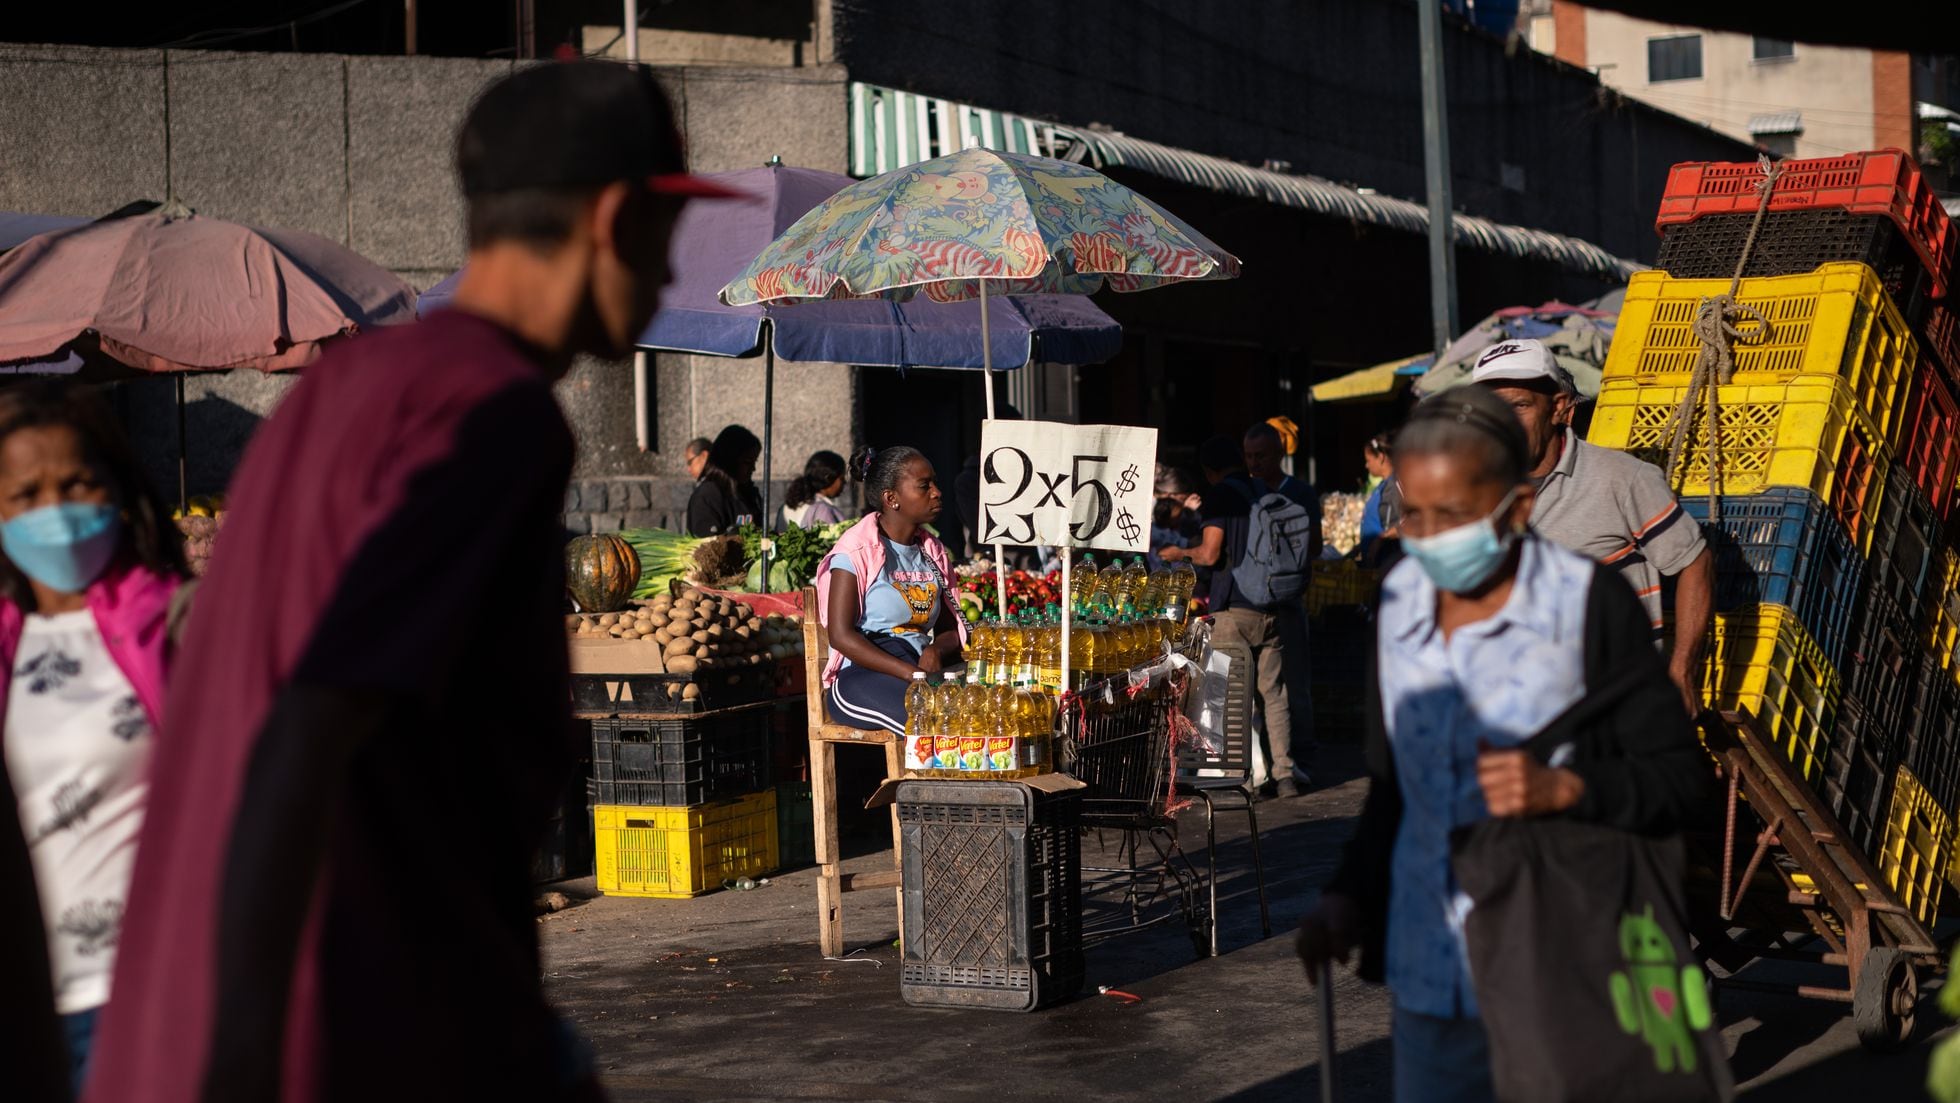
1526,0,1915,160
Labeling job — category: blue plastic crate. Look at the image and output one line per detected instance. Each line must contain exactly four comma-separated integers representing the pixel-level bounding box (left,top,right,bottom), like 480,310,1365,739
1844,560,1917,748
1684,488,1862,671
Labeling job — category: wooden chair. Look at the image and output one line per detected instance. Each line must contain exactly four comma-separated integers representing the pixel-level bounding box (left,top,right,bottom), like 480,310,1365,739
799,586,904,958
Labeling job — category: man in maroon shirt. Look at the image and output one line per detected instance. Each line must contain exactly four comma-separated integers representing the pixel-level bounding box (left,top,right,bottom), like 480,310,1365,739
86,62,735,1103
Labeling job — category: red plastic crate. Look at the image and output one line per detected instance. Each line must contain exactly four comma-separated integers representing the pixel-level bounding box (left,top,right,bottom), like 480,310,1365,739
1898,360,1960,521
1656,150,1954,300
1928,302,1960,390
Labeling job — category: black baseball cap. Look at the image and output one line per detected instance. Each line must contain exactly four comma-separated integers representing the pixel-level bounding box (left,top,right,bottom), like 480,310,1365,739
457,61,740,199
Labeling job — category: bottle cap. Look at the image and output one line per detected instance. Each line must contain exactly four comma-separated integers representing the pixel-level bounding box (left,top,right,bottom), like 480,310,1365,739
911,670,926,680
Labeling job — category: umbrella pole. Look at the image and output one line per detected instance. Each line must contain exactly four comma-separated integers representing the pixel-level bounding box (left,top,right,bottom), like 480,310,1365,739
175,374,188,512
760,344,774,592
1060,548,1072,692
981,278,1008,624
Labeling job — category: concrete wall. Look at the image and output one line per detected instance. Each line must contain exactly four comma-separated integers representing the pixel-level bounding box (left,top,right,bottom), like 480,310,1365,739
0,44,856,528
1575,9,1884,160
826,0,1754,266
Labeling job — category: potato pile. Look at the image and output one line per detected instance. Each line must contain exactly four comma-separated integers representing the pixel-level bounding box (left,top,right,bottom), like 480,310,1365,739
566,584,806,676
1321,492,1367,556
175,513,225,577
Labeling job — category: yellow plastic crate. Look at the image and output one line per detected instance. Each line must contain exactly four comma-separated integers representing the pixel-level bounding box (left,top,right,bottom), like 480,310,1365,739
1699,605,1840,786
1304,560,1382,617
1879,766,1949,926
1925,547,1960,693
1589,376,1892,554
1604,262,1918,449
594,791,778,899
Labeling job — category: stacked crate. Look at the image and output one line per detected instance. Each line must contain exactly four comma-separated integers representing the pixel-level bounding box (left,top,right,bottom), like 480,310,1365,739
588,704,781,897
1588,150,1958,919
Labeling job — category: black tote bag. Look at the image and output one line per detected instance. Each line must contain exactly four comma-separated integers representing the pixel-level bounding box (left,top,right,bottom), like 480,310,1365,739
1450,674,1733,1103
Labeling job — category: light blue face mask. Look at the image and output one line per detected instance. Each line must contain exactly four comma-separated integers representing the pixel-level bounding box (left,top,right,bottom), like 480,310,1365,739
1401,488,1521,594
1,502,122,595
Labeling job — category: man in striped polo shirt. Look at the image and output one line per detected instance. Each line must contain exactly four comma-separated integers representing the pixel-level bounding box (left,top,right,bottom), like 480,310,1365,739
1471,340,1713,715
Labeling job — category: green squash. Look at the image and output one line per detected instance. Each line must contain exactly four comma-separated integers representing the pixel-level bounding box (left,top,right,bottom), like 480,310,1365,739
566,534,640,613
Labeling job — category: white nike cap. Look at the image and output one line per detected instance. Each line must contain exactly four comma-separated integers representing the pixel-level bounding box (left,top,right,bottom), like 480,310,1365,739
1469,338,1576,395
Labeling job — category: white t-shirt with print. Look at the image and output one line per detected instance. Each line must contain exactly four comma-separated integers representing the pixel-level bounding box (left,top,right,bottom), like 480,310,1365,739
3,608,152,1014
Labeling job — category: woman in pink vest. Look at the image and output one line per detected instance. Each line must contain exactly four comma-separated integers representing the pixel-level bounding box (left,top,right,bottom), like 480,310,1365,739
815,446,966,733
0,382,187,1097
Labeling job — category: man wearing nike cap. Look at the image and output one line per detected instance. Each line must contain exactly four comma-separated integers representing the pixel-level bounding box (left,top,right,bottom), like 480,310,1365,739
1470,339,1712,714
87,61,737,1103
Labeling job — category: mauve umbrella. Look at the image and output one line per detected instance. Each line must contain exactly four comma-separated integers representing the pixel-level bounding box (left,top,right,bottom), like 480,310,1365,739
0,203,417,505
0,204,416,374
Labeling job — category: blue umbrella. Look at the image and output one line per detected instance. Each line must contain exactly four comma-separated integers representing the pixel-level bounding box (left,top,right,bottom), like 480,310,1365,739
420,164,1123,586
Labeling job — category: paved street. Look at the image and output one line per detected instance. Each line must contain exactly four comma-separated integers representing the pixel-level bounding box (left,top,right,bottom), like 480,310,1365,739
540,742,1953,1102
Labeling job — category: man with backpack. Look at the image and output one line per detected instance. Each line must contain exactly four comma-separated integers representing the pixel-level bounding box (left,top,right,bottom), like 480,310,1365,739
1158,433,1320,797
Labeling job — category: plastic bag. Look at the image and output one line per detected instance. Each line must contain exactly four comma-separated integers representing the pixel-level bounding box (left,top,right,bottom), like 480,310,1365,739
1178,642,1230,756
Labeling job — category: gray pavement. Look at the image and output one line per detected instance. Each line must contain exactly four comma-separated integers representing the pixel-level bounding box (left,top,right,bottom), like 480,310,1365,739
540,743,1951,1102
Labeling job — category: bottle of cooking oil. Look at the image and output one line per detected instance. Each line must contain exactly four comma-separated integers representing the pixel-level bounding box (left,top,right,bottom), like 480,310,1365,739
1012,678,1053,774
1070,611,1094,689
1070,552,1099,616
999,616,1026,687
1117,556,1147,608
1091,559,1119,615
1168,560,1198,622
1037,605,1063,690
1118,599,1145,666
1138,568,1167,623
961,618,985,683
954,681,993,773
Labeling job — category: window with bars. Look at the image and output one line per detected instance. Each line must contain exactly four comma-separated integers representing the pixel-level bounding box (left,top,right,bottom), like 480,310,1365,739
1647,34,1703,83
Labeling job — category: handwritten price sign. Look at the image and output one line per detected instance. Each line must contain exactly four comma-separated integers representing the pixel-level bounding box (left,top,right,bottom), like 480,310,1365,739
978,420,1158,553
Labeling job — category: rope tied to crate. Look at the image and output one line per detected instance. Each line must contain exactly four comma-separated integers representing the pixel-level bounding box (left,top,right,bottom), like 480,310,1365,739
1661,155,1782,524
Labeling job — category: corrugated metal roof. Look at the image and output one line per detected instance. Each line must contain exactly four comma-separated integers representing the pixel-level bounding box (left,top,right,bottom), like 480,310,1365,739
1050,126,1644,282
1746,111,1803,135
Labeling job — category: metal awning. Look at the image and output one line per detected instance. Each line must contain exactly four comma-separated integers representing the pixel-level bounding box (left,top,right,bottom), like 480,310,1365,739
1747,112,1803,135
848,82,1645,283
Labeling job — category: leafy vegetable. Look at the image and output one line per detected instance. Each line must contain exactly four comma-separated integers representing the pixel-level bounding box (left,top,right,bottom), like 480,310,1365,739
735,521,848,592
620,528,704,598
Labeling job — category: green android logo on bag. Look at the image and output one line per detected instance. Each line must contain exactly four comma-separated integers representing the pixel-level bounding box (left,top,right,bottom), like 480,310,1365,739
1609,904,1713,1073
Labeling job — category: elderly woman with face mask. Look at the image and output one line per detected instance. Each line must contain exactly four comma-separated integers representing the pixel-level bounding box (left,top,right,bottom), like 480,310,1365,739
1294,385,1710,1103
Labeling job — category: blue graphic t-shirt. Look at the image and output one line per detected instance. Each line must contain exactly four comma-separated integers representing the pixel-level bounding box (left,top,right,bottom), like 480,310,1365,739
832,538,943,664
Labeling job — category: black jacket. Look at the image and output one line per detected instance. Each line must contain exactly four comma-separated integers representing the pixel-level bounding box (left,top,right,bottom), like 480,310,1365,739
1324,558,1716,982
685,475,762,537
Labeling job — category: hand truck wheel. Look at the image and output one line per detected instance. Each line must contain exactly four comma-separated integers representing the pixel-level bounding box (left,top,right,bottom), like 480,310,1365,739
1853,946,1917,1052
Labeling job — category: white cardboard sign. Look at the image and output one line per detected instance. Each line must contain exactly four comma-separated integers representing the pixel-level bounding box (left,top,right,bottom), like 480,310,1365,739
977,420,1158,553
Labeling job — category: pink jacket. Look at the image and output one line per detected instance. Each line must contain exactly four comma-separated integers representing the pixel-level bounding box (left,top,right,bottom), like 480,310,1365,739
814,514,967,687
0,561,181,729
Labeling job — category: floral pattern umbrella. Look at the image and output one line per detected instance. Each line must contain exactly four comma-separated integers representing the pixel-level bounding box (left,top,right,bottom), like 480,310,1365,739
718,148,1239,307
722,147,1240,623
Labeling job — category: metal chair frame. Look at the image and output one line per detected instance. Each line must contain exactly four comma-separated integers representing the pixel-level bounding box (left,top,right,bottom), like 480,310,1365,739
1173,640,1272,956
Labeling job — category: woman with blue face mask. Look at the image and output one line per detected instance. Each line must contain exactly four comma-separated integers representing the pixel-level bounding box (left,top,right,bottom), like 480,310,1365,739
0,381,189,1097
1294,384,1711,1103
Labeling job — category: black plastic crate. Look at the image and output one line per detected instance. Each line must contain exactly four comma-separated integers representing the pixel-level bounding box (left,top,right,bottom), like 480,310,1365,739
589,705,774,807
1656,210,1933,325
1906,652,1960,813
897,779,1083,1012
532,758,594,884
1843,563,1917,748
1822,698,1896,859
1866,465,1937,616
1683,488,1862,670
571,664,774,716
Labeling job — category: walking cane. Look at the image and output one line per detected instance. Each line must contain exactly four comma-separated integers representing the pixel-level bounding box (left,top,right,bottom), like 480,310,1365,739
1316,961,1336,1103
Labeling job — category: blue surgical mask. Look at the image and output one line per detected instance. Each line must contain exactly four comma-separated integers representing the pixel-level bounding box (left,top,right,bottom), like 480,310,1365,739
1401,488,1521,594
1,502,122,594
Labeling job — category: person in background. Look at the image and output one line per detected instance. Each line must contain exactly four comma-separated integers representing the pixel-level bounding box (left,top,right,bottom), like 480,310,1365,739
685,424,763,536
85,60,732,1103
1243,420,1320,787
1295,385,1710,1103
1147,465,1201,575
1469,339,1712,714
1159,435,1307,797
0,383,188,1097
1359,431,1403,567
682,436,712,482
777,450,849,530
816,447,967,735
